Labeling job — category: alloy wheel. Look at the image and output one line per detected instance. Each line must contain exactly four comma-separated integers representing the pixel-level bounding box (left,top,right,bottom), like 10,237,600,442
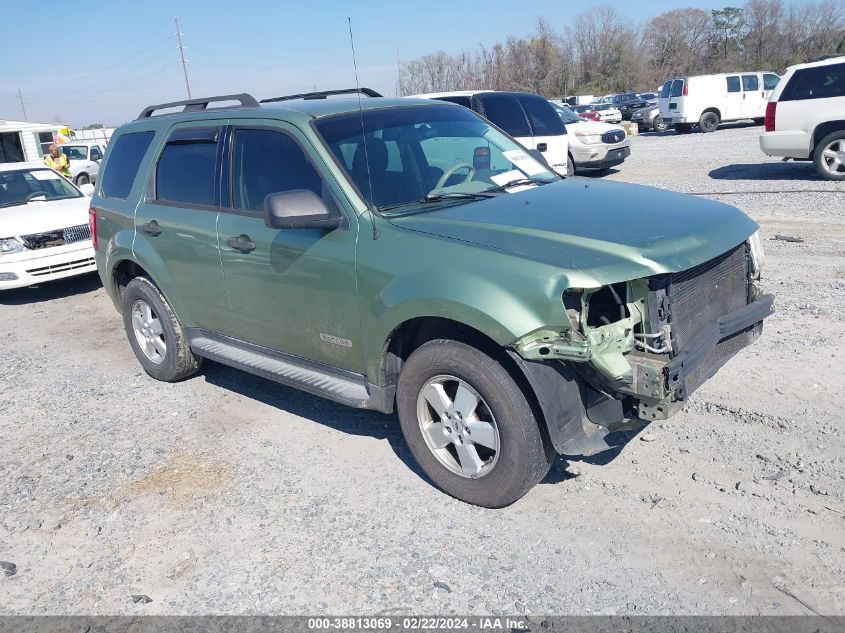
821,139,845,176
131,299,166,364
416,375,500,478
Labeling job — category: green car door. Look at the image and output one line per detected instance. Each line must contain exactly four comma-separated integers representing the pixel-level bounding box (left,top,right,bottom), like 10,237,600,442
132,123,229,331
215,123,364,373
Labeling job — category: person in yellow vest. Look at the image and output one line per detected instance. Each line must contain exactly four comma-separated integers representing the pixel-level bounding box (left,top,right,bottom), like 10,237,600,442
44,144,72,179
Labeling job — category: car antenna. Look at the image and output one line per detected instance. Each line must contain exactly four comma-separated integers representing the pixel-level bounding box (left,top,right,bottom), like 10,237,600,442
348,17,379,240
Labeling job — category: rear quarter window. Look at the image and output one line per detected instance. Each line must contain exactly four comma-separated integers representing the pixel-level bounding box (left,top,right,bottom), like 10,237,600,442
434,96,472,108
99,131,155,199
517,95,566,136
780,63,845,101
476,94,531,138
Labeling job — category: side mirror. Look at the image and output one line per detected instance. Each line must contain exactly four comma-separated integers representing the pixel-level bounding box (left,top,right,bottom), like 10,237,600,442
79,183,95,197
263,189,343,230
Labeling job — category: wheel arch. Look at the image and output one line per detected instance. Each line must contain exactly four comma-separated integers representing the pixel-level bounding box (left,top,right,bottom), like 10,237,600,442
811,120,845,151
109,248,186,323
701,107,722,120
379,315,554,445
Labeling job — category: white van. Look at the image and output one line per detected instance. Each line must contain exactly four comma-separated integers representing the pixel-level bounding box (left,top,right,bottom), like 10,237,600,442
659,72,781,133
409,91,570,176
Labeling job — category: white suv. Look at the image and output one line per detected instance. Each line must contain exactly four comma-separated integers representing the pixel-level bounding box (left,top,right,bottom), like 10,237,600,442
409,91,570,176
760,56,845,180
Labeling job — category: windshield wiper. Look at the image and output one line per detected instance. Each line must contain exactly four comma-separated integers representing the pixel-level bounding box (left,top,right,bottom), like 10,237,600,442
378,191,496,213
483,177,553,193
422,191,498,203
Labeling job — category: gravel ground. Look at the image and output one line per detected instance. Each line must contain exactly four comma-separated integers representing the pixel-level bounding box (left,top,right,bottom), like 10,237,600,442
1,123,843,615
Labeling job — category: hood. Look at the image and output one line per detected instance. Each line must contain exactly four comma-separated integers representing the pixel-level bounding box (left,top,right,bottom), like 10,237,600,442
565,119,622,134
0,197,90,238
388,179,758,287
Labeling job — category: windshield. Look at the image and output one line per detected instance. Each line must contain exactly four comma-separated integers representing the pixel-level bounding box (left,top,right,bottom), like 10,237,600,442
61,145,88,160
315,104,558,214
0,168,81,207
550,102,582,124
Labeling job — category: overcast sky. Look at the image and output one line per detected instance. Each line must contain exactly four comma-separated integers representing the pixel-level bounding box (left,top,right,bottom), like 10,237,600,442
1,0,729,127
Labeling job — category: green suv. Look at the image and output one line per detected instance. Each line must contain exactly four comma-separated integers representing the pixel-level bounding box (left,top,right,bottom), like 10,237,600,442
90,89,773,507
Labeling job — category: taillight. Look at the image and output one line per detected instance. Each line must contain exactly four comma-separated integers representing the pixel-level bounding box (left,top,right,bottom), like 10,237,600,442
682,82,688,96
88,207,98,250
765,101,777,132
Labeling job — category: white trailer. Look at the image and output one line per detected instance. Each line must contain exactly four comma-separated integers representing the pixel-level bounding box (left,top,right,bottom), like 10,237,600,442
0,120,67,163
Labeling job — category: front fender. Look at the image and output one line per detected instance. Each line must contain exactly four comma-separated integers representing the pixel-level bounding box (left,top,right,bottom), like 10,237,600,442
362,268,569,382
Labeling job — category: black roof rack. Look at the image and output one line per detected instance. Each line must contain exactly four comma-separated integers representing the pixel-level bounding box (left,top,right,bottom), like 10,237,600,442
260,87,383,104
136,93,260,120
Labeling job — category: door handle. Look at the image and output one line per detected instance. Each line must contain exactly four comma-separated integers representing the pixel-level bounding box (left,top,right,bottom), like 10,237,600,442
537,143,548,152
141,221,162,237
227,235,256,253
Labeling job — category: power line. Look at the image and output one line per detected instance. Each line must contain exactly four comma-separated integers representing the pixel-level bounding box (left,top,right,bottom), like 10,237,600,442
175,18,192,99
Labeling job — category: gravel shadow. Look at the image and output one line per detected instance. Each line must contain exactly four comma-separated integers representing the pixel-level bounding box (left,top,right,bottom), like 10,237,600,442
199,361,431,482
0,272,101,305
709,162,821,181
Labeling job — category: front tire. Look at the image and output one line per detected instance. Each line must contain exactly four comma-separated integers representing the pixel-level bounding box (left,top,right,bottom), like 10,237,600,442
813,131,845,181
396,339,554,507
121,277,202,382
566,153,576,176
654,116,668,132
75,173,90,186
698,111,720,133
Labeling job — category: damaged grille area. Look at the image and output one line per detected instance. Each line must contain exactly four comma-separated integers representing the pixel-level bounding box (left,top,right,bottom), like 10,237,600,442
683,322,762,394
21,224,91,250
667,243,749,352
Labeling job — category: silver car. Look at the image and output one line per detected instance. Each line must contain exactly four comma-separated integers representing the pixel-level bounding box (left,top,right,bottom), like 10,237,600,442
631,104,668,132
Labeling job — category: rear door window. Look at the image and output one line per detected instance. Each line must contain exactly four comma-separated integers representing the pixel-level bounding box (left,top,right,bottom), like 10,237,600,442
517,95,566,136
659,81,672,98
670,80,684,97
742,75,759,91
155,127,219,207
780,63,845,101
476,93,531,138
100,130,155,199
726,76,741,93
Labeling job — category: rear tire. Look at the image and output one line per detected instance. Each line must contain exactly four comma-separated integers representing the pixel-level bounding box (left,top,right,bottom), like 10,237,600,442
396,339,554,508
698,111,720,133
813,130,845,181
121,277,202,382
753,117,765,125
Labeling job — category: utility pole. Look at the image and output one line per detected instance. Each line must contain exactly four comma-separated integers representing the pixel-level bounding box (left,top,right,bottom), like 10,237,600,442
17,89,27,120
174,18,192,99
395,48,403,97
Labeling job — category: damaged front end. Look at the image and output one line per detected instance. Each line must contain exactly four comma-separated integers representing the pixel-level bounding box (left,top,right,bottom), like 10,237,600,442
511,234,774,456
